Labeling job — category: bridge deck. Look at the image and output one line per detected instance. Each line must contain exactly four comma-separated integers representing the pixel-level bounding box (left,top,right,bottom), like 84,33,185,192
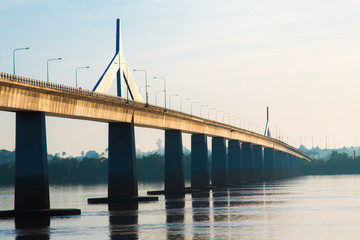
0,72,311,161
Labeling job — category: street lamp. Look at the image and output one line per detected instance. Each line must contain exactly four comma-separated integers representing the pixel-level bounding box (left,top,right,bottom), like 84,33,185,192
155,90,164,106
191,101,199,115
235,117,242,127
223,112,230,123
133,69,148,107
153,77,167,111
216,110,223,122
200,105,208,118
13,47,30,75
139,85,150,96
180,98,190,112
229,115,236,125
169,94,178,109
75,66,89,88
47,58,62,82
208,107,216,119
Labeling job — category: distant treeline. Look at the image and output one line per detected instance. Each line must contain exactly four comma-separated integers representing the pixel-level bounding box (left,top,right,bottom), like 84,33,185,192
2,150,360,185
0,152,191,185
300,151,360,175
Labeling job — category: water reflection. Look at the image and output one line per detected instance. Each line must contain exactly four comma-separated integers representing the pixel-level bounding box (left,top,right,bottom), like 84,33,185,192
165,193,185,239
191,192,210,222
212,189,229,223
108,203,139,240
15,217,50,240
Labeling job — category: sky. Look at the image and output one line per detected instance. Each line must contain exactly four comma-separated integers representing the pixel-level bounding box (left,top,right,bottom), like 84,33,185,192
1,0,360,155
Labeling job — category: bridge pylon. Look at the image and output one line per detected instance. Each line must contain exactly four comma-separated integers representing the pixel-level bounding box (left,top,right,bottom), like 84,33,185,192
92,19,143,102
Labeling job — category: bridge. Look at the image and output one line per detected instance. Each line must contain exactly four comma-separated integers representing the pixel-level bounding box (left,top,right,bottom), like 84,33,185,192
0,19,310,218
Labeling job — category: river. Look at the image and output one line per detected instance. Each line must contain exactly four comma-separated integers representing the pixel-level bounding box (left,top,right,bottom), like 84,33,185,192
1,175,360,239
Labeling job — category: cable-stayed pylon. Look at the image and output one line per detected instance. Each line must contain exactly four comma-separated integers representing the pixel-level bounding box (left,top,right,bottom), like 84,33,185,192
93,19,143,102
264,106,271,137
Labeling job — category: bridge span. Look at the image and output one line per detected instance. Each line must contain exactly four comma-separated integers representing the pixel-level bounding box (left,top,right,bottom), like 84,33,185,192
0,72,310,218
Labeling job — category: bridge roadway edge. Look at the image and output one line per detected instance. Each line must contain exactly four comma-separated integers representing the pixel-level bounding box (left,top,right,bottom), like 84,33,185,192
0,74,311,161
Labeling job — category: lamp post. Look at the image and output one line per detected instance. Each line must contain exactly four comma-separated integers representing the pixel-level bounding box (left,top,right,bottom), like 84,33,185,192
155,90,164,106
169,94,178,109
229,115,236,125
180,98,190,112
235,117,242,127
75,66,89,88
47,58,62,82
133,69,148,107
13,47,30,75
216,110,223,122
200,105,208,118
223,112,230,123
153,77,167,111
191,101,199,115
139,85,150,96
208,107,216,119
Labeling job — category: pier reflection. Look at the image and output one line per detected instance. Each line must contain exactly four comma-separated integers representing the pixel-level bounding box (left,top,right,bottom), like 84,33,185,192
15,216,50,240
165,193,185,239
108,202,139,240
212,189,229,223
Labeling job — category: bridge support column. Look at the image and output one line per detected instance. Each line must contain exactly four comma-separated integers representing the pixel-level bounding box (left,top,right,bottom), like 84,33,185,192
88,118,157,204
0,111,80,218
289,155,295,177
263,148,275,180
228,140,242,185
212,137,228,186
15,111,49,211
283,152,290,178
241,142,254,182
191,134,210,189
275,150,283,179
108,122,138,200
165,130,185,192
253,145,263,181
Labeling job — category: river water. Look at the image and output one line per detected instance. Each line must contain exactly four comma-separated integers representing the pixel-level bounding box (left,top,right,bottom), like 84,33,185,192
1,175,360,239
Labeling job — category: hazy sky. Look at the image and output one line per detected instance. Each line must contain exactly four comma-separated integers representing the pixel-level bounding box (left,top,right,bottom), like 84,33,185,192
1,0,360,155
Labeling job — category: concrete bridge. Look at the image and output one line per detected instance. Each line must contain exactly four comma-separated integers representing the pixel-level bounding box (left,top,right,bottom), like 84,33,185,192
0,19,310,218
0,72,310,218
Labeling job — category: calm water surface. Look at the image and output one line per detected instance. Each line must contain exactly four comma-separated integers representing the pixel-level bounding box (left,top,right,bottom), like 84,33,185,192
1,175,360,239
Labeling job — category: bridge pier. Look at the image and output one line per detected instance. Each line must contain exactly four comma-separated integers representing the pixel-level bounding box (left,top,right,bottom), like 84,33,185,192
283,152,290,178
263,147,275,180
241,142,255,182
88,119,157,204
228,140,242,185
0,111,80,218
253,145,263,181
274,150,283,179
165,130,185,193
191,134,210,189
211,137,228,186
289,154,295,177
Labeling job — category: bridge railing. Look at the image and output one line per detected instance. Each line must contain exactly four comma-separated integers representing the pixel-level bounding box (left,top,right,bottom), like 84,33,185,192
0,72,135,104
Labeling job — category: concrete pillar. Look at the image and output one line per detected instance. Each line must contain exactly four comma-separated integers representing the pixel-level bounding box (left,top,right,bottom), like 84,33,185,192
295,157,300,176
274,150,283,179
15,111,49,211
283,152,290,178
211,137,228,186
241,142,254,182
263,147,275,180
165,130,184,192
191,134,209,189
108,121,138,200
253,145,263,181
289,155,295,177
228,140,242,185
